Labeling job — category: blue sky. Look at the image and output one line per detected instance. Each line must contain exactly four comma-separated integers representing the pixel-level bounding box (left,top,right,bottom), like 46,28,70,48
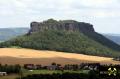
0,0,120,34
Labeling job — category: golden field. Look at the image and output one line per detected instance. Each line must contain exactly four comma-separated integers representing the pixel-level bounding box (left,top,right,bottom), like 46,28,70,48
0,48,119,65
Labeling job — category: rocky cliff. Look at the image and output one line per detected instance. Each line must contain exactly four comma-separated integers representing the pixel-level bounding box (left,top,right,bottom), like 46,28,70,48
29,19,95,34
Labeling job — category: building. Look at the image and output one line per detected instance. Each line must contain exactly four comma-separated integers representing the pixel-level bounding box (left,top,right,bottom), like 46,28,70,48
47,65,57,70
0,72,7,76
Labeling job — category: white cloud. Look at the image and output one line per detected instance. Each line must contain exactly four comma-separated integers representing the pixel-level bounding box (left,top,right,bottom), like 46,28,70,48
0,0,120,33
79,0,115,7
72,0,119,9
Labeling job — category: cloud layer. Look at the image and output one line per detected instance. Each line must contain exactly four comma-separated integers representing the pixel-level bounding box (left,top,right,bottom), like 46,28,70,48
0,0,120,34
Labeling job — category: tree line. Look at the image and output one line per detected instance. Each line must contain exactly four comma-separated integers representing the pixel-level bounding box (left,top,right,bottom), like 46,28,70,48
0,64,21,74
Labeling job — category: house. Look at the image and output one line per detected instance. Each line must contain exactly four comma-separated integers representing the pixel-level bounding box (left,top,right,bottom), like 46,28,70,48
47,65,57,70
0,72,7,76
36,65,42,69
24,64,35,70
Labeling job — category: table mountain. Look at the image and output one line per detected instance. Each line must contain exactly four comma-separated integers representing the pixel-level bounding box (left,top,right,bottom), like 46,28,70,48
28,19,120,51
0,19,120,57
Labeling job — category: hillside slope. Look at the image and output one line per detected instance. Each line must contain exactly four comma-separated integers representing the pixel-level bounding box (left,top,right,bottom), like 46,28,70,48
0,28,29,42
103,34,120,45
0,19,120,57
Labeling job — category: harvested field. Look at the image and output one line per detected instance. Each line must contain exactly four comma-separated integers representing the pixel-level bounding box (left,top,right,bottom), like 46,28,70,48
0,48,119,65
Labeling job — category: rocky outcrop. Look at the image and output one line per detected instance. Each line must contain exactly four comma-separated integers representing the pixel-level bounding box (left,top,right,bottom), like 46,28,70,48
28,19,95,34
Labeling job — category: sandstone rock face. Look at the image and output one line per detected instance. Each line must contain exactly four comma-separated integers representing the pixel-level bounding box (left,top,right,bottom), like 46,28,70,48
29,19,95,34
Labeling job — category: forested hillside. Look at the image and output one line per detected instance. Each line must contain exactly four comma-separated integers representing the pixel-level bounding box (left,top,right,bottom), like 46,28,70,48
0,30,119,57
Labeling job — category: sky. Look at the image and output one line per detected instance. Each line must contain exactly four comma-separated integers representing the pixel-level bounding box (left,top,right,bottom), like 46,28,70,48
0,0,120,34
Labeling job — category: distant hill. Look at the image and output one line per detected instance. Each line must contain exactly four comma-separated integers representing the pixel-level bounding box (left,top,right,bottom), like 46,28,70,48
103,34,120,45
0,28,29,42
0,19,120,57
